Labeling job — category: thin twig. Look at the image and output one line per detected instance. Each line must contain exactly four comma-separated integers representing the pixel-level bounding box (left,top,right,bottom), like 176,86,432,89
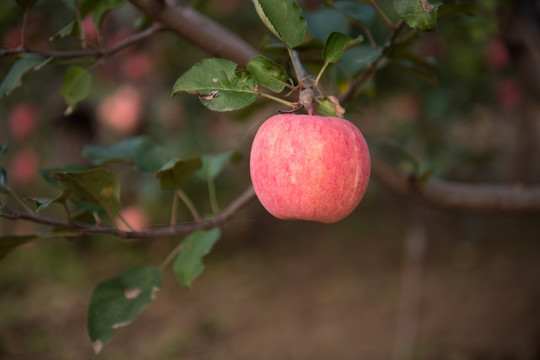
176,189,201,222
0,186,256,240
340,20,405,104
367,0,396,30
0,24,168,59
158,238,185,271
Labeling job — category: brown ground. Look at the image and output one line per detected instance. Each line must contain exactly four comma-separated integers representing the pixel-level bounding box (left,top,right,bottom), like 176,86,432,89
1,189,539,360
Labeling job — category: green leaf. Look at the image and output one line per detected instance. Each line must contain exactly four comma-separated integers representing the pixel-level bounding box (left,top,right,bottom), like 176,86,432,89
0,144,7,159
91,0,124,28
173,228,221,287
50,168,122,218
82,137,170,173
50,21,78,42
87,265,161,354
394,0,441,31
323,32,363,64
61,66,92,109
195,152,234,180
155,157,203,190
247,55,289,93
0,234,38,260
172,58,258,112
251,0,306,48
27,197,58,213
0,56,51,98
39,165,90,187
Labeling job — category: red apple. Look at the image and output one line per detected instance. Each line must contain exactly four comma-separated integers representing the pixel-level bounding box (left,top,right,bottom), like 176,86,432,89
250,114,370,223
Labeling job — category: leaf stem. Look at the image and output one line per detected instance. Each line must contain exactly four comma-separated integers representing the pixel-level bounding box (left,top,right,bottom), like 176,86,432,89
327,1,378,49
158,238,185,271
20,2,31,48
313,62,330,88
208,176,220,215
4,185,34,214
257,92,297,108
367,0,396,30
75,5,87,49
177,189,201,222
170,190,179,227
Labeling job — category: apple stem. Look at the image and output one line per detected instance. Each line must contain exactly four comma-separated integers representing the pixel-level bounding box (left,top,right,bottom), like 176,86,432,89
299,87,315,115
313,62,329,89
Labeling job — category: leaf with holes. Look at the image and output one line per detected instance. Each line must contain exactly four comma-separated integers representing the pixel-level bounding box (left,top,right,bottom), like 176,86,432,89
172,58,258,112
50,168,122,218
251,0,306,48
87,265,161,354
173,228,221,287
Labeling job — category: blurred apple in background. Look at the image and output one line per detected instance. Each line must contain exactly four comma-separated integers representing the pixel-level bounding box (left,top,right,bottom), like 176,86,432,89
9,148,40,186
485,36,511,69
120,53,153,80
116,205,149,232
496,78,524,111
97,85,142,137
8,104,38,140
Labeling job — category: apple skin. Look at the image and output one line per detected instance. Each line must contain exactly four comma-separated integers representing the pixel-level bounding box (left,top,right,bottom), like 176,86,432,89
250,114,370,223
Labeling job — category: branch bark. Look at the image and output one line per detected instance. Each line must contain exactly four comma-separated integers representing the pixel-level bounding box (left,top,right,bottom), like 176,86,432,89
373,156,540,212
127,0,257,67
0,187,255,239
122,0,540,213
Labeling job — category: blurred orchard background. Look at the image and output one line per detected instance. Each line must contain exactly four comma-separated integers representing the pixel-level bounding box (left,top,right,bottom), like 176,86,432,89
1,0,540,359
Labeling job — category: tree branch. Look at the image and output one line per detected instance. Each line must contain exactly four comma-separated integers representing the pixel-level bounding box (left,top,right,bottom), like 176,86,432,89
120,3,540,213
127,0,257,67
340,20,405,104
0,187,255,239
372,156,540,212
0,24,168,59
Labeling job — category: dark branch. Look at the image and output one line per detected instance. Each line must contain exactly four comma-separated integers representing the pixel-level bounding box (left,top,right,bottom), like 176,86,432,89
0,24,168,59
0,187,255,239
